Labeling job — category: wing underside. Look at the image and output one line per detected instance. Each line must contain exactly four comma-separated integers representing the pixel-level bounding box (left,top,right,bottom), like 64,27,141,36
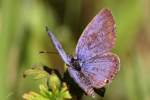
68,67,96,97
47,28,70,65
82,52,120,88
76,9,116,61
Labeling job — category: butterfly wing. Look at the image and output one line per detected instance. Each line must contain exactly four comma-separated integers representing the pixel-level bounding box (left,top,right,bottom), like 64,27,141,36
81,52,120,88
47,28,70,65
75,9,116,61
68,67,96,97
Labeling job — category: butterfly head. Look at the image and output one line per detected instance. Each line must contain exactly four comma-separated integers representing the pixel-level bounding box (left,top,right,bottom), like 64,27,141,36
70,57,82,71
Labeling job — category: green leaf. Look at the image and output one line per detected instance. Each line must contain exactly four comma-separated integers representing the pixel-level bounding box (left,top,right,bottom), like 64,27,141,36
23,67,72,100
47,72,61,92
23,66,49,79
60,83,72,99
23,91,49,100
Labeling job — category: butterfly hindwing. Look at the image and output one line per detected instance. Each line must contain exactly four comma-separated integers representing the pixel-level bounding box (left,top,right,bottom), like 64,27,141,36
81,52,120,88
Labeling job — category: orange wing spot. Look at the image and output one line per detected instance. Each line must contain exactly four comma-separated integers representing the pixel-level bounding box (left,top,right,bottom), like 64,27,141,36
104,79,109,84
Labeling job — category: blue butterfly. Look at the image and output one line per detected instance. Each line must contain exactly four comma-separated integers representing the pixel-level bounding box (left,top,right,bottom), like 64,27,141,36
46,9,120,97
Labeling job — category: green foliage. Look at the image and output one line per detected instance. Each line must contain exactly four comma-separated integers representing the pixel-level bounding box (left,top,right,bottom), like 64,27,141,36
23,66,71,100
23,84,71,100
23,66,49,80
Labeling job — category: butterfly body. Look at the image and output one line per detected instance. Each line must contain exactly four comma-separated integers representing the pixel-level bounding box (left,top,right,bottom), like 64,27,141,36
69,57,82,71
46,8,120,97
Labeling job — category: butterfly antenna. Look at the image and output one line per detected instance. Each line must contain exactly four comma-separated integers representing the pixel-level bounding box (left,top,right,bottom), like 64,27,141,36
39,51,58,55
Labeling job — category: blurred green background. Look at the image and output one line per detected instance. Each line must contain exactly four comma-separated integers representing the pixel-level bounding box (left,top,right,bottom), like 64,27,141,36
0,0,150,100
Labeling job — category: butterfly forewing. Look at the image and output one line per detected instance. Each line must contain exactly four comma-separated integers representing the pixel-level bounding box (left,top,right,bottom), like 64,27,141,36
81,52,120,88
76,9,116,61
47,30,70,65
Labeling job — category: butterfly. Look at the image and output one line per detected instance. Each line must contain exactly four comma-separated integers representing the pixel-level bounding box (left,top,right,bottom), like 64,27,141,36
46,8,120,97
